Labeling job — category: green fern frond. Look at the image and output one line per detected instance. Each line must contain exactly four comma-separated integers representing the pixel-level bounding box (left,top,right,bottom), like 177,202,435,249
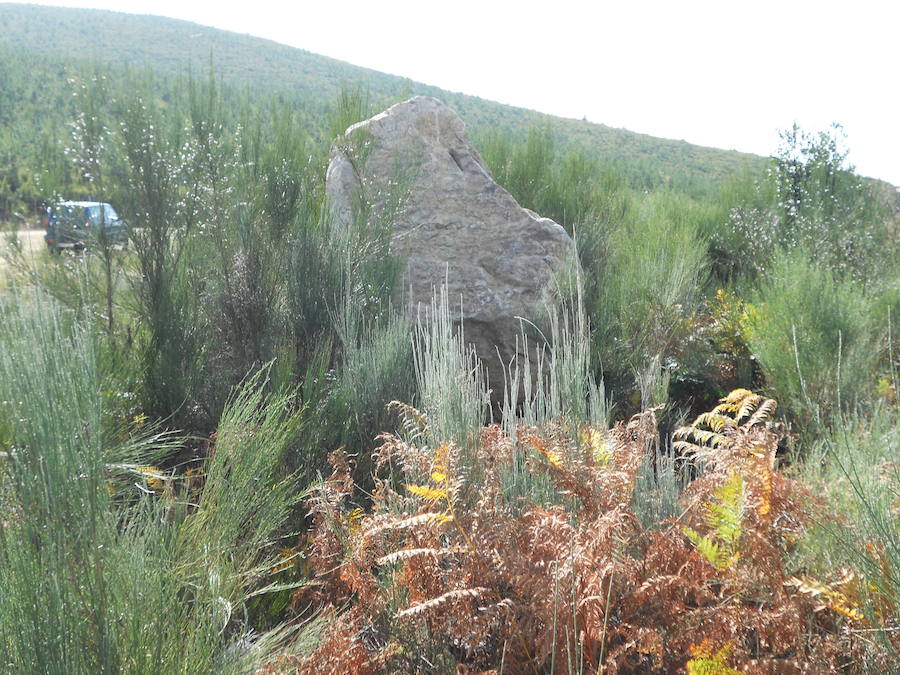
686,640,741,674
683,528,731,572
685,473,744,572
705,502,742,545
706,473,744,541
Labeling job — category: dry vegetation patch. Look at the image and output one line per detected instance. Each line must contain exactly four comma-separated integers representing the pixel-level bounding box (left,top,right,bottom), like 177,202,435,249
269,395,897,674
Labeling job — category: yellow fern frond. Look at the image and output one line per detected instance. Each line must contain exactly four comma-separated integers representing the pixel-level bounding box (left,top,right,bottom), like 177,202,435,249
756,467,773,519
530,436,564,469
711,388,754,417
691,429,729,448
695,412,738,432
735,393,763,423
673,427,729,449
786,573,864,622
431,442,450,476
405,484,450,502
712,401,740,415
686,639,741,674
581,427,611,465
344,507,366,535
720,388,755,406
543,449,563,469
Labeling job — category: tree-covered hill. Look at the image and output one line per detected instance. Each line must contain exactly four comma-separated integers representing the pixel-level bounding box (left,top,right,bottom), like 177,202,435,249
0,2,770,218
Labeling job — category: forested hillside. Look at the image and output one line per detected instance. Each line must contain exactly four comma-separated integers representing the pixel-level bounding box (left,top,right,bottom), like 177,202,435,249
0,2,767,219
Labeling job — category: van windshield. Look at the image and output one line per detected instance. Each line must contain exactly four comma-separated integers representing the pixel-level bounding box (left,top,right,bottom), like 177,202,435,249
85,204,118,223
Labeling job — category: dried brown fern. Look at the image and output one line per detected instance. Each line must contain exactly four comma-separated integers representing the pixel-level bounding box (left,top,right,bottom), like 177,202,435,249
283,395,884,674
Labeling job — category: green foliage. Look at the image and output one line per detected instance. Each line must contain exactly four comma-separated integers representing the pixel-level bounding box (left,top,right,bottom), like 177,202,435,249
684,472,745,572
46,71,409,433
0,291,314,672
727,124,893,284
793,408,900,661
500,266,607,432
330,300,415,481
747,249,882,426
686,641,741,675
633,445,689,530
591,190,709,393
496,271,609,508
413,285,491,448
327,85,371,141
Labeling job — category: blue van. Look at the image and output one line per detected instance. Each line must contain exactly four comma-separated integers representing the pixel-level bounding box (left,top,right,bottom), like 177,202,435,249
44,201,128,253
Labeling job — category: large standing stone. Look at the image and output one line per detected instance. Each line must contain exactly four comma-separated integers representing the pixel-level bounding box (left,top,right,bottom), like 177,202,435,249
326,96,575,396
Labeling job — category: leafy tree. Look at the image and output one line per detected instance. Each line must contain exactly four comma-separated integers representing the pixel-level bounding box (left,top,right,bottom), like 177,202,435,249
731,123,892,284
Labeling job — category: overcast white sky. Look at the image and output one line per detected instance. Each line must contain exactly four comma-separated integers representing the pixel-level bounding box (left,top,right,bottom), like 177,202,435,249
24,0,900,184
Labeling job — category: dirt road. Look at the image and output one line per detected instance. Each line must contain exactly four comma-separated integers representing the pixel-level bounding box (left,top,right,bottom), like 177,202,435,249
0,228,46,273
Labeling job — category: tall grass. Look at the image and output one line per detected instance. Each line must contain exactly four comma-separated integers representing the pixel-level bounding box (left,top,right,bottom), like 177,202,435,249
794,407,900,663
412,284,490,447
500,264,607,432
0,288,127,672
0,290,313,672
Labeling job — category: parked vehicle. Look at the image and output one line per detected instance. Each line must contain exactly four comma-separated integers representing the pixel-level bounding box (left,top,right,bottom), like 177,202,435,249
44,201,128,253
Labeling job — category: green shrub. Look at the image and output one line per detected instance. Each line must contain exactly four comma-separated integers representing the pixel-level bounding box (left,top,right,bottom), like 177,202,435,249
0,292,314,671
747,249,881,427
591,190,709,395
727,124,893,284
331,301,415,478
